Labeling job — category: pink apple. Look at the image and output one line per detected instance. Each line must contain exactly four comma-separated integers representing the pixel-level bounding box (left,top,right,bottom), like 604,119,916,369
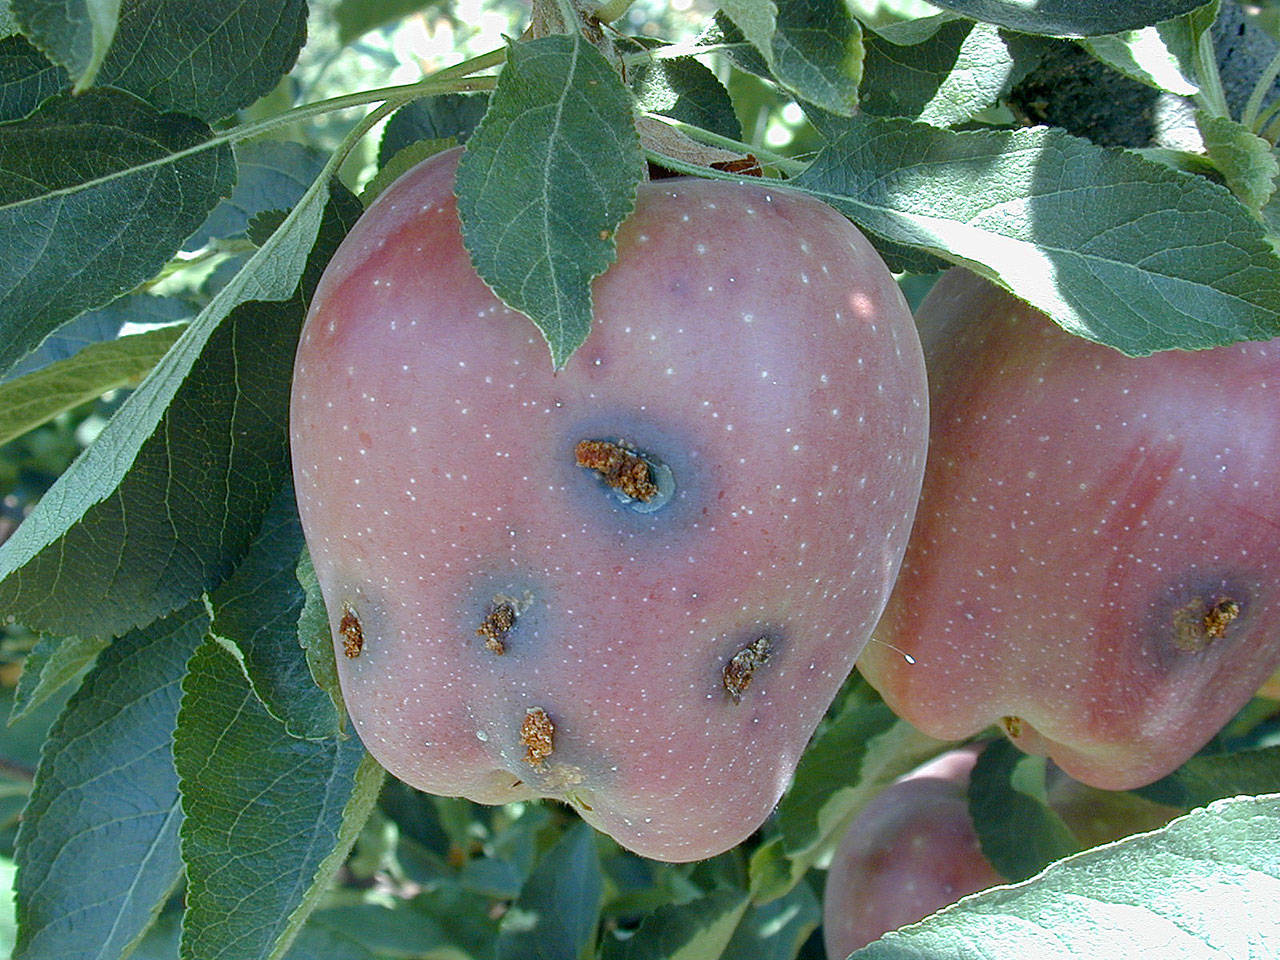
290,147,928,860
822,745,1003,957
860,268,1280,790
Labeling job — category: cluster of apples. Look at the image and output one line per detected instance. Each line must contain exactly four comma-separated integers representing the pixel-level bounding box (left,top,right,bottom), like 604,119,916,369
290,147,1280,879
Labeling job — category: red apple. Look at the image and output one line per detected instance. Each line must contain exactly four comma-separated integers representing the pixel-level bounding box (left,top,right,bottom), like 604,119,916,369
822,745,1003,958
859,268,1280,790
289,147,928,860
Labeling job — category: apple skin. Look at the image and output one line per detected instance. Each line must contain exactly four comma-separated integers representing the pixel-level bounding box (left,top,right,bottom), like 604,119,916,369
289,147,927,861
858,268,1280,791
822,745,1003,958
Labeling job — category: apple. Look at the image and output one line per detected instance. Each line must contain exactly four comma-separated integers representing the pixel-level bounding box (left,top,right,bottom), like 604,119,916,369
822,745,1003,958
289,147,928,861
859,268,1280,790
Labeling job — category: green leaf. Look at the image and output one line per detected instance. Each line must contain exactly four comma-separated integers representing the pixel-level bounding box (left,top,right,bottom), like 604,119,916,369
718,0,778,72
600,887,750,960
93,0,308,122
456,33,643,369
0,182,361,639
0,87,233,378
176,637,379,960
850,793,1280,958
750,688,946,903
770,0,863,116
0,33,68,122
968,740,1081,883
1135,746,1280,809
333,0,448,46
790,116,1280,354
717,0,863,116
209,478,341,740
1197,111,1280,213
623,38,742,140
0,323,184,447
296,547,346,725
378,92,490,165
1081,0,1219,96
859,19,1013,126
8,632,108,723
13,605,207,960
12,0,119,91
927,0,1209,37
496,820,604,960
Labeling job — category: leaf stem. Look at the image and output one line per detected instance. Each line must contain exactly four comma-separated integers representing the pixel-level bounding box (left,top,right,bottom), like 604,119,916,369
1254,96,1280,142
16,74,497,211
645,115,808,175
432,46,508,81
1262,110,1280,145
226,75,498,147
1192,29,1232,119
1242,47,1280,132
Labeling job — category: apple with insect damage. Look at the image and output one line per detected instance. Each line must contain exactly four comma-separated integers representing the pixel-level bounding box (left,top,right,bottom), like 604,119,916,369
822,745,1004,958
289,147,928,861
858,268,1280,791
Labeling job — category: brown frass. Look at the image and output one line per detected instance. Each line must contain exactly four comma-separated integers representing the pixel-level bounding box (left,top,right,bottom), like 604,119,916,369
339,602,364,658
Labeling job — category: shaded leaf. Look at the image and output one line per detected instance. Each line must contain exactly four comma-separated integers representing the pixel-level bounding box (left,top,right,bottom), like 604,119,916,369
1135,746,1280,809
0,87,233,378
0,183,361,639
378,92,490,165
185,139,328,251
968,740,1081,883
791,115,1280,354
0,33,68,122
3,292,190,381
361,137,455,206
11,0,118,91
334,0,449,46
302,887,502,959
96,0,308,122
209,478,341,740
600,887,749,960
721,880,821,960
851,794,1280,958
496,820,603,960
0,323,185,447
296,548,346,724
750,687,946,903
859,19,1013,127
13,606,206,960
927,0,1208,37
456,33,643,368
8,632,108,723
176,637,379,960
